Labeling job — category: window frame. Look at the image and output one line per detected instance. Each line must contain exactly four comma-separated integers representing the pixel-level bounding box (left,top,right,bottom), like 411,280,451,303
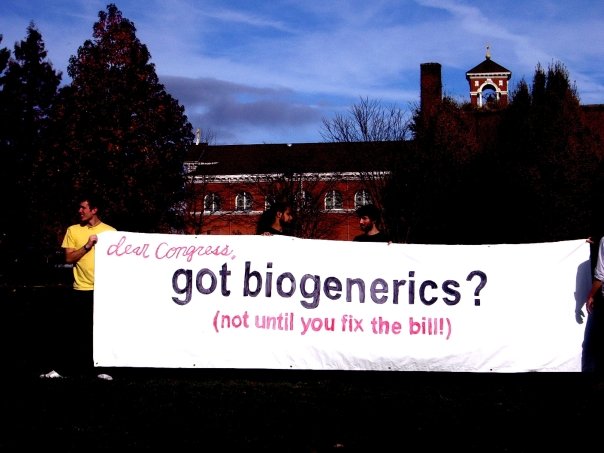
235,191,253,211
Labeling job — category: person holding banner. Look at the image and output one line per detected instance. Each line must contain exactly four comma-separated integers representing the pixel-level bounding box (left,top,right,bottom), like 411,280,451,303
40,194,116,380
256,201,294,236
583,236,604,373
353,204,390,243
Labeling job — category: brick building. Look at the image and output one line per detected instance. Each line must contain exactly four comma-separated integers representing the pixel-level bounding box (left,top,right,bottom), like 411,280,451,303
184,57,604,241
184,140,405,240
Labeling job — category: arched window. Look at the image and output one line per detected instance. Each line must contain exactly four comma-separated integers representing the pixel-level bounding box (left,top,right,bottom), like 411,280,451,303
355,190,372,209
296,190,312,208
325,190,343,210
203,193,221,213
235,191,253,211
265,194,276,210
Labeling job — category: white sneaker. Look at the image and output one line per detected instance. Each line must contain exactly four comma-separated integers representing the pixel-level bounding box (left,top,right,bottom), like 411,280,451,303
40,370,62,379
97,373,113,381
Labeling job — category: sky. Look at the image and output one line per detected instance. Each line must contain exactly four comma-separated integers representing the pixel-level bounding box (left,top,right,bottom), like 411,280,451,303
1,1,603,145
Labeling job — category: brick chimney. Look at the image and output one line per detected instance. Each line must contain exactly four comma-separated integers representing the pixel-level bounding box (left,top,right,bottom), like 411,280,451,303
420,62,442,119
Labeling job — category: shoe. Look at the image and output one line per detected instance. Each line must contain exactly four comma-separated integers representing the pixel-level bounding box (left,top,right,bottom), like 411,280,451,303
40,370,63,379
97,373,113,381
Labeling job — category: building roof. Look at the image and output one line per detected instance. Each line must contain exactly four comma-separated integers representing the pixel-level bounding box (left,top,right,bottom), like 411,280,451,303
466,57,511,78
186,141,409,176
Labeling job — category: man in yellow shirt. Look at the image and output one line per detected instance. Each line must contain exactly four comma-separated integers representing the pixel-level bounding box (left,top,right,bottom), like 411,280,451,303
40,194,115,380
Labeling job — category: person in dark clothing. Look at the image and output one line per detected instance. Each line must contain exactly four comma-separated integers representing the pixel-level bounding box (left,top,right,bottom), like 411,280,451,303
353,204,390,243
256,201,294,236
583,236,604,372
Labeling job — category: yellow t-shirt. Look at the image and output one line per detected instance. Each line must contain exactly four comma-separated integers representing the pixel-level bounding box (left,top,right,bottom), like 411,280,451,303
61,222,116,290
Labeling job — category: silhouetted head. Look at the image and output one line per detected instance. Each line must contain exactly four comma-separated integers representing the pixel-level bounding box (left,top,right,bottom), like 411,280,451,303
355,204,381,222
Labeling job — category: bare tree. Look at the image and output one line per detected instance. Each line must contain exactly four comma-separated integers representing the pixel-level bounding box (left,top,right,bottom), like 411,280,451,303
249,172,345,240
194,127,217,145
181,125,222,234
320,96,411,142
321,97,411,241
181,168,346,238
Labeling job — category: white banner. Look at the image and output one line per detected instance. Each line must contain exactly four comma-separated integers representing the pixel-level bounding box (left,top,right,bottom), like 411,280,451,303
93,232,591,372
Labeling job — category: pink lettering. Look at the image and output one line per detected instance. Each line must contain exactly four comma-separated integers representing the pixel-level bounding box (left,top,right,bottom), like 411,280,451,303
106,235,151,258
155,242,233,262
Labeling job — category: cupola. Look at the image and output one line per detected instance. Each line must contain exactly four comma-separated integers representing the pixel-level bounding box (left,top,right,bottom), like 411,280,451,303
466,46,512,108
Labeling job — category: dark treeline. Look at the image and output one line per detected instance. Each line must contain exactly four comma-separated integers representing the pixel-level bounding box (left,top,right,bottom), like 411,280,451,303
1,4,603,285
384,62,604,248
0,4,192,284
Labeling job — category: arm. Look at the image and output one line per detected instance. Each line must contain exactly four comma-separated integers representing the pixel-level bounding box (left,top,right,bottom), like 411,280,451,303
586,237,604,314
586,279,603,314
64,234,97,264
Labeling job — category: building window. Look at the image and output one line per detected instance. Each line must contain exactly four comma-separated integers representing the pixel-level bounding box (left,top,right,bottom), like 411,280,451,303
355,190,372,209
265,194,276,210
296,190,312,208
236,191,253,211
204,193,221,213
325,190,343,210
354,190,372,209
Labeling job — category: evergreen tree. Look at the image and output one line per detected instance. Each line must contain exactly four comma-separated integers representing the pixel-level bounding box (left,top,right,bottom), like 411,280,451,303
0,24,61,274
52,4,192,233
0,34,9,274
388,96,485,244
0,35,9,74
387,61,601,245
496,61,601,242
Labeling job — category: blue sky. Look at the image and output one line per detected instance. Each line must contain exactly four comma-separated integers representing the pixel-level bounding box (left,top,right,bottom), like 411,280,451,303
1,1,603,145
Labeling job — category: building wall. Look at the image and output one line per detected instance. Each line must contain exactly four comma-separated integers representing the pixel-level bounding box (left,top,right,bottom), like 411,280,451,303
186,178,372,241
467,76,509,107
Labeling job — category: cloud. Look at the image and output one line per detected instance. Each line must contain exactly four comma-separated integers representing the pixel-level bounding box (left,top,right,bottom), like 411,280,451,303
162,76,324,144
2,0,604,143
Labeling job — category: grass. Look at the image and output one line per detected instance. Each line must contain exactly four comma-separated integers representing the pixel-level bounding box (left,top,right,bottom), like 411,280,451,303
1,285,602,451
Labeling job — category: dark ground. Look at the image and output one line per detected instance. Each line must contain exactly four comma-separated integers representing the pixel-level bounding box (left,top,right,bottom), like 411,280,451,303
1,284,602,452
